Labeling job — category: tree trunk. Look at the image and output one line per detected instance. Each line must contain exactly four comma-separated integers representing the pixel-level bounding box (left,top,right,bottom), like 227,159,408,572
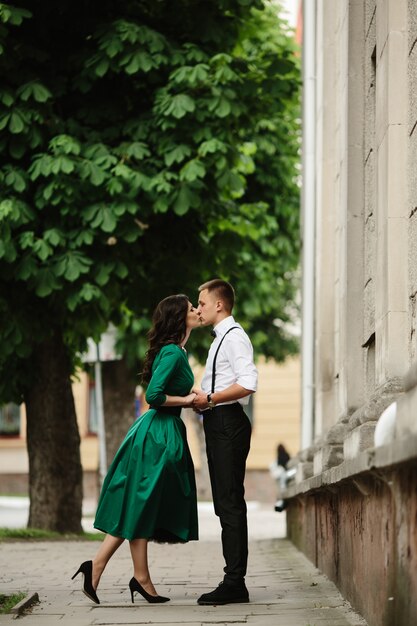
25,332,83,532
102,359,136,466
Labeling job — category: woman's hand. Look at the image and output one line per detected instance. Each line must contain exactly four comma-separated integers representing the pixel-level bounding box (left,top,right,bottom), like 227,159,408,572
182,392,197,407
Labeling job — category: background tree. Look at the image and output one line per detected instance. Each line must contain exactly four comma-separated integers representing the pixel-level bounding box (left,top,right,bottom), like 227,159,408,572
0,0,300,531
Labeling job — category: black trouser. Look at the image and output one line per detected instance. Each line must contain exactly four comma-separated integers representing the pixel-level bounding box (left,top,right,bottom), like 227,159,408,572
203,402,252,586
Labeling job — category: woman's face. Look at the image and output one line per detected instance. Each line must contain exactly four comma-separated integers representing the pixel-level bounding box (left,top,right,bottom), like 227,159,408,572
186,301,201,331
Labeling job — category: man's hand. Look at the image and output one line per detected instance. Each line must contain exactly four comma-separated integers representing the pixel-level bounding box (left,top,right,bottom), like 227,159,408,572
192,388,209,411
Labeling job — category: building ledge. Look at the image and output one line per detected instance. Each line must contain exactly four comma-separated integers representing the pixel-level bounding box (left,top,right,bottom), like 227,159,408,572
284,433,417,498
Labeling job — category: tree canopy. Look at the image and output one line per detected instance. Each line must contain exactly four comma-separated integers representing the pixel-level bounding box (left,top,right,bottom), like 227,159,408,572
0,0,300,402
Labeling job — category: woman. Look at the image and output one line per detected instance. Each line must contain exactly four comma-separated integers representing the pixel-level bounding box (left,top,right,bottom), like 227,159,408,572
72,294,200,604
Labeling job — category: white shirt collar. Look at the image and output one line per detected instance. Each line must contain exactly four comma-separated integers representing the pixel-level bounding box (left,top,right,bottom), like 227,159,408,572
213,315,236,337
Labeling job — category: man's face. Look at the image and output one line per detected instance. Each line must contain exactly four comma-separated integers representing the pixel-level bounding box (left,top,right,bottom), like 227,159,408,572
197,289,219,326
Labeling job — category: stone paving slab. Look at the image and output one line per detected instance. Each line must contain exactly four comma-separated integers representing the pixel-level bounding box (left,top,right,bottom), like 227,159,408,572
0,505,367,626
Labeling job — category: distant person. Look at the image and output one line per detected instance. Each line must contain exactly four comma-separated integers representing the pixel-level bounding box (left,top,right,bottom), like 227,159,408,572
192,279,258,606
72,295,200,605
269,443,291,512
134,385,143,419
277,443,290,469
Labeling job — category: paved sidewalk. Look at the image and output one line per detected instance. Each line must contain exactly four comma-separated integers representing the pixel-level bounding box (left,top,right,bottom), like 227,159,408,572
0,504,367,626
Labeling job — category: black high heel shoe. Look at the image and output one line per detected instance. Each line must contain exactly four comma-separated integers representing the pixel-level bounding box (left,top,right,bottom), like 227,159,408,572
71,560,100,604
128,577,170,604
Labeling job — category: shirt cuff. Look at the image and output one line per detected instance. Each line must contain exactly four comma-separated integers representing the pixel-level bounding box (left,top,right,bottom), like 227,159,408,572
236,375,257,391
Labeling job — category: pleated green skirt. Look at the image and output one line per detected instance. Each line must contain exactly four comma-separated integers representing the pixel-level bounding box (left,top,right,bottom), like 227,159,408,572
94,407,198,543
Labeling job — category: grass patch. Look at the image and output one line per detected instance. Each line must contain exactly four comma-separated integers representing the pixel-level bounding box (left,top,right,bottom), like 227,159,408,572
0,527,103,541
0,592,26,614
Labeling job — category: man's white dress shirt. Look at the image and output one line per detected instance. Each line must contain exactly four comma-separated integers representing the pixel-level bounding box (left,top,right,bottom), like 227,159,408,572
201,316,258,406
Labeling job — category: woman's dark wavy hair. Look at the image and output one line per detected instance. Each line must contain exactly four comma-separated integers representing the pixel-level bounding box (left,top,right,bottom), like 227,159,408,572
141,294,190,383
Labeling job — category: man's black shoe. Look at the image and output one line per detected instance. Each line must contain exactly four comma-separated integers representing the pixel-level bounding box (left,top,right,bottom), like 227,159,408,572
197,581,249,605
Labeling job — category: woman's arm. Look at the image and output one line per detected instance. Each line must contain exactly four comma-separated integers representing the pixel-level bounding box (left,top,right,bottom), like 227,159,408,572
162,393,196,408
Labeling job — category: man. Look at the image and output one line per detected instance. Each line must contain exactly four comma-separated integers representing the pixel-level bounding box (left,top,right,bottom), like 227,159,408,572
193,279,258,605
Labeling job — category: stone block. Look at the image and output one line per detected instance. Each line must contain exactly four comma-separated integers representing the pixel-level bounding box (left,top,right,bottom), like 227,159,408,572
325,422,350,445
376,0,388,62
387,32,408,126
408,129,417,215
408,43,417,136
386,127,407,219
365,0,376,38
404,361,417,391
296,462,314,483
348,407,363,430
313,445,344,475
395,383,417,438
343,422,376,459
409,0,417,54
357,378,404,424
298,446,315,463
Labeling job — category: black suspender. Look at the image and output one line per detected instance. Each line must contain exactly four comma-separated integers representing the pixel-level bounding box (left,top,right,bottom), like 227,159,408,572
211,326,239,393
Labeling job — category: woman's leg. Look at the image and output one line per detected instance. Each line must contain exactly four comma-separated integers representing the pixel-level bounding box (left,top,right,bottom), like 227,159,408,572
129,538,158,596
92,534,124,589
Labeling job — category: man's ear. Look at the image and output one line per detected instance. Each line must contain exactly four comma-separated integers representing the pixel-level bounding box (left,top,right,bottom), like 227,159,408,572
216,300,223,311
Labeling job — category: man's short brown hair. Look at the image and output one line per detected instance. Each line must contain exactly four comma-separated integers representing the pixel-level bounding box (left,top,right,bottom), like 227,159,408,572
198,279,235,313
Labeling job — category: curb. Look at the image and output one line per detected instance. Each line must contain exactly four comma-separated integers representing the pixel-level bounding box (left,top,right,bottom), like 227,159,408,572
10,592,39,616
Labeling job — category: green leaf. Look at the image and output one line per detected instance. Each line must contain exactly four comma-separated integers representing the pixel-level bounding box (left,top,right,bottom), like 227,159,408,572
171,63,209,86
18,81,52,103
29,155,52,180
33,239,53,261
49,135,81,156
9,111,25,134
35,267,60,297
163,94,195,119
54,252,92,282
1,91,14,107
208,96,232,118
4,169,26,192
43,228,63,246
114,261,128,278
154,197,170,213
16,255,37,280
198,139,228,156
19,231,35,249
164,144,191,167
85,205,117,232
0,5,32,25
79,283,101,302
0,112,10,131
73,230,94,246
102,37,124,58
106,177,124,195
173,185,199,215
66,291,81,312
95,264,112,286
80,160,106,185
217,170,245,196
125,142,151,160
0,199,14,221
179,159,206,182
124,51,154,74
95,58,110,77
0,198,33,224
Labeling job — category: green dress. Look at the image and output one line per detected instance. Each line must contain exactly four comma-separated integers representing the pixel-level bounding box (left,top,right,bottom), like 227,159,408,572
94,344,198,543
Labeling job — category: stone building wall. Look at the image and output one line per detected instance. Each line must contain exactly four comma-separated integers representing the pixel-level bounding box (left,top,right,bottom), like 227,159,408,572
288,1,417,624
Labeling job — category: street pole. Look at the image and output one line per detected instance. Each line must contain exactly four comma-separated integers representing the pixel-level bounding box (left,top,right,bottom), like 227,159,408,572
95,342,107,487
